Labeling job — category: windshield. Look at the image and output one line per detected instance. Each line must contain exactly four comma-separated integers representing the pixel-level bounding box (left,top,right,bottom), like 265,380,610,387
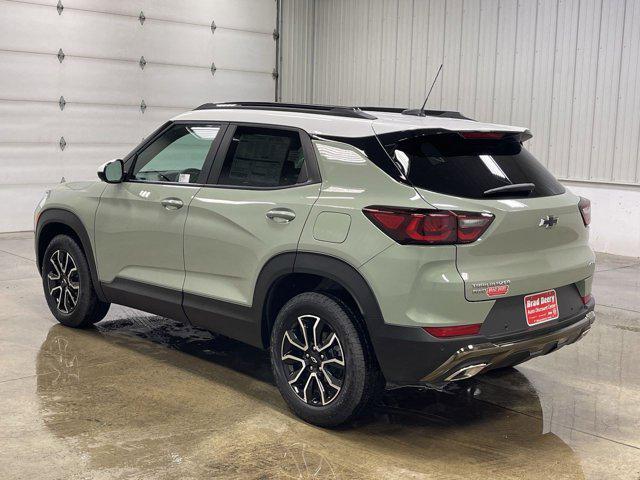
391,132,565,199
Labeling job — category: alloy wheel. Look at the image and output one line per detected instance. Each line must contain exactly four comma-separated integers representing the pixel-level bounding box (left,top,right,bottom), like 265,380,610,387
47,250,80,314
280,314,345,406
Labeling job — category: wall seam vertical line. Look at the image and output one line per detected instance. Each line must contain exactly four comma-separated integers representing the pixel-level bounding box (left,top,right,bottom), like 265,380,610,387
456,0,464,111
440,0,447,108
585,0,605,180
508,0,520,123
393,0,401,106
408,0,416,108
609,0,628,182
566,0,582,179
378,0,384,105
310,0,317,103
491,0,501,120
527,0,539,130
473,0,482,117
545,0,562,166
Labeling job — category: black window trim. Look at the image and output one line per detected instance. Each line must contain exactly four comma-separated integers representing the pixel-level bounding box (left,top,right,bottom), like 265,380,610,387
124,120,230,187
204,122,322,191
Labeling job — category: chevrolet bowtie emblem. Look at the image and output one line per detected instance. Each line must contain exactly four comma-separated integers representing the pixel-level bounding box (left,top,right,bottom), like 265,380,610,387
539,215,558,228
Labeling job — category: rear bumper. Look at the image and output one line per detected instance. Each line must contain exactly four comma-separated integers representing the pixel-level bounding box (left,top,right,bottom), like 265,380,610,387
420,309,595,383
370,299,595,385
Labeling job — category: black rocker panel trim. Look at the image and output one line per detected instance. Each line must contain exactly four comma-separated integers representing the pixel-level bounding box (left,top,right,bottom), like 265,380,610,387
36,208,107,301
184,252,297,348
98,253,296,348
101,278,187,323
182,293,257,346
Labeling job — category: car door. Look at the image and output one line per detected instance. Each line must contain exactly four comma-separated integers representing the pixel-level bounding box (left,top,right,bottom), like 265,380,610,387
182,123,321,344
95,121,226,319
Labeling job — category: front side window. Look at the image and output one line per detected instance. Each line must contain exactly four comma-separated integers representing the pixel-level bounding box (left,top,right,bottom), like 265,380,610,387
131,124,221,183
217,126,307,187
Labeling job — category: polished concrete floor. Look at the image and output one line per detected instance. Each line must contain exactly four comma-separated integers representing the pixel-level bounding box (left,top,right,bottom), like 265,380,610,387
0,232,639,480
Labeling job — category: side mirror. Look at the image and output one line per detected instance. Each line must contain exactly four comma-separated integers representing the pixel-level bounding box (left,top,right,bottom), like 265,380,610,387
394,150,410,178
98,159,124,183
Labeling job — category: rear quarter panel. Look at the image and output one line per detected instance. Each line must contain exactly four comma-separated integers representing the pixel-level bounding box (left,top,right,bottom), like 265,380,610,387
298,139,423,267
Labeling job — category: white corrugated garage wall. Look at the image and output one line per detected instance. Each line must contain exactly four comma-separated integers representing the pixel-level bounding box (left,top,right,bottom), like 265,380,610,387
279,0,640,256
280,0,640,185
0,0,278,232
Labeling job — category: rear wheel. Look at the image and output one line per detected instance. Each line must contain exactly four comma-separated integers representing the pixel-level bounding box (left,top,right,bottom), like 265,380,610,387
270,292,382,427
42,234,110,328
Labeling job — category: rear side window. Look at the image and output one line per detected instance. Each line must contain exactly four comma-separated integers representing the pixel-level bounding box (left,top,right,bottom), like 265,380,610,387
217,126,307,188
394,133,564,198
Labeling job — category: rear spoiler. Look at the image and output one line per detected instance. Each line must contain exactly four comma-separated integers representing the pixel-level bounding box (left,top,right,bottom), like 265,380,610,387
456,130,533,142
375,128,533,146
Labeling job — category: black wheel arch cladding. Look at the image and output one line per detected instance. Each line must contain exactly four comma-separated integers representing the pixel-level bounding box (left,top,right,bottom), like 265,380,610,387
36,208,107,302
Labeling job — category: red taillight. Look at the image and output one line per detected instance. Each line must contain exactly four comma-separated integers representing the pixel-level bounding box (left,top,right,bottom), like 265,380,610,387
363,207,493,245
459,131,505,140
423,323,482,338
578,197,591,226
581,294,593,305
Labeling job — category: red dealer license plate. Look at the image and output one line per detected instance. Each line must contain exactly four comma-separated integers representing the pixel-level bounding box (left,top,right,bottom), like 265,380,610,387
524,289,559,326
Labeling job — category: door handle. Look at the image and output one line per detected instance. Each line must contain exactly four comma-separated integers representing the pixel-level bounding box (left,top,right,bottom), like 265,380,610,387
161,197,184,210
266,208,296,223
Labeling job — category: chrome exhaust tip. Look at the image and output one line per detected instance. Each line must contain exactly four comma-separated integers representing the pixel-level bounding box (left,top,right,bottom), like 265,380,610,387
444,363,488,382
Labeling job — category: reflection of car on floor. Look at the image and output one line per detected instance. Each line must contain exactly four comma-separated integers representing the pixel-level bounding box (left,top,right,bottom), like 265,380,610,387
34,102,596,426
34,322,585,477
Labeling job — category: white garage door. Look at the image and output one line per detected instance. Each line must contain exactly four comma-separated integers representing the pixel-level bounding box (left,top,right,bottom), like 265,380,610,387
0,0,277,232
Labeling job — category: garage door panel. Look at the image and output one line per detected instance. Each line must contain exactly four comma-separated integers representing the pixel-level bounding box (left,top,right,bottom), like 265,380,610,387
210,71,274,101
61,144,133,181
213,30,275,72
0,2,63,53
58,59,142,105
142,65,270,107
0,52,63,101
141,22,214,66
205,0,276,33
54,105,147,145
1,144,135,186
0,102,61,143
0,2,142,61
0,145,65,185
0,52,141,105
63,0,275,32
60,0,144,18
0,184,53,232
141,22,275,70
0,102,145,145
57,10,141,61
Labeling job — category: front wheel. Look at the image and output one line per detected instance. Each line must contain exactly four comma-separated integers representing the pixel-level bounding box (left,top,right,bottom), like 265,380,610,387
42,234,110,328
270,292,382,427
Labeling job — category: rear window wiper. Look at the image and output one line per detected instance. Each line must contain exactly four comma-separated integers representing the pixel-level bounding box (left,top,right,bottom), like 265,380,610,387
483,183,535,197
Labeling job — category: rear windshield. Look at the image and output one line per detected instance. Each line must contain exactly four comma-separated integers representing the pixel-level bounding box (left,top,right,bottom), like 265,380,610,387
393,133,565,199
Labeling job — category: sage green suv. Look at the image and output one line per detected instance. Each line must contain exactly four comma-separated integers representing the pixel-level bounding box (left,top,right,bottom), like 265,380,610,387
35,102,596,427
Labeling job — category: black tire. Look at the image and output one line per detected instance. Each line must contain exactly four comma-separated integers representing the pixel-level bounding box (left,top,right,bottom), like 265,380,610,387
270,292,382,427
42,234,110,328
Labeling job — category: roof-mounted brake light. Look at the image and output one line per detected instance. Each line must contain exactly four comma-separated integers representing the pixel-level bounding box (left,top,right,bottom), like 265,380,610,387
459,132,505,140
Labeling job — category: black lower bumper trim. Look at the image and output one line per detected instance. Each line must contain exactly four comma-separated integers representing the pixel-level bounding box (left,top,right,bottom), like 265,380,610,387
420,310,595,383
371,299,595,385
